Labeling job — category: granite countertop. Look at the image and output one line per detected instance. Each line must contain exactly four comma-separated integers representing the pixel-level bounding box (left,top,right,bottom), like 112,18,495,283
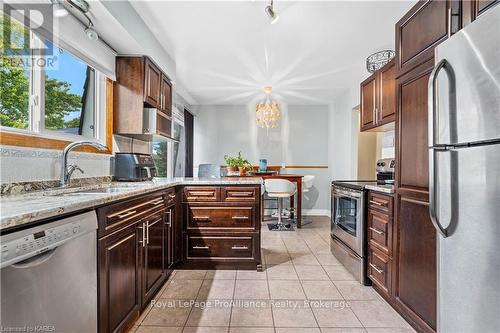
0,177,263,232
365,184,395,194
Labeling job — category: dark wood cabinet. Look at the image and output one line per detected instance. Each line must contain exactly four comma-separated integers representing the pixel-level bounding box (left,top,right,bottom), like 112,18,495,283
394,193,436,331
395,0,450,76
114,56,173,140
396,58,435,191
164,204,175,271
360,74,377,130
182,185,262,270
144,58,161,108
367,191,394,298
141,211,166,307
160,75,172,115
360,60,396,131
98,222,141,333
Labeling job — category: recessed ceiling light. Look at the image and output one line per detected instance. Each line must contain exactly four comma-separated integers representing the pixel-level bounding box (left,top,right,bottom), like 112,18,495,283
265,0,279,24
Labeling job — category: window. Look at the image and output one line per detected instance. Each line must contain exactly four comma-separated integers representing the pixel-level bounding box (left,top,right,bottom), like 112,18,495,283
0,15,105,142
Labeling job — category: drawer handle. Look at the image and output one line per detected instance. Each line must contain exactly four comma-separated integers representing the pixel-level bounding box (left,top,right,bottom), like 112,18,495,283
168,194,176,199
117,210,137,219
190,192,214,196
230,192,253,196
151,199,164,205
370,200,387,207
370,263,384,274
232,216,249,220
232,246,249,250
193,246,209,250
369,227,384,235
193,216,210,221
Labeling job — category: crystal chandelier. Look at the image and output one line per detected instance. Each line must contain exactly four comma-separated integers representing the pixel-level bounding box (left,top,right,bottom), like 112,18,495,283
256,86,281,129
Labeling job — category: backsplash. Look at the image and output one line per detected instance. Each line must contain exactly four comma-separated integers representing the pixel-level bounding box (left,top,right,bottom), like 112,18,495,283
0,145,112,184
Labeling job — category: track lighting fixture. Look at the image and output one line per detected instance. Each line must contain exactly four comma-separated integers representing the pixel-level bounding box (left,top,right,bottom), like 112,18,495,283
265,0,279,24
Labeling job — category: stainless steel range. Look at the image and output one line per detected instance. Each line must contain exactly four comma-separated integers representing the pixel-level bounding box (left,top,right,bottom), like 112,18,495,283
330,158,394,285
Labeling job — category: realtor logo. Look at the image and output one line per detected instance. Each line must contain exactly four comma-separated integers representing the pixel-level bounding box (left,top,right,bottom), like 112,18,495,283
2,2,54,55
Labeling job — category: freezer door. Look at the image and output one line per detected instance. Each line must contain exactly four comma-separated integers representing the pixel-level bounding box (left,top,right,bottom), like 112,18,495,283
433,143,500,333
434,5,500,146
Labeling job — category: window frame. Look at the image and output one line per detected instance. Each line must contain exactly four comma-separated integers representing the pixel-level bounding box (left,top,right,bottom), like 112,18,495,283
0,30,112,154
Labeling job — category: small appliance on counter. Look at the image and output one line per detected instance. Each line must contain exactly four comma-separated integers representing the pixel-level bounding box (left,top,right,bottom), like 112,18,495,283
114,153,157,181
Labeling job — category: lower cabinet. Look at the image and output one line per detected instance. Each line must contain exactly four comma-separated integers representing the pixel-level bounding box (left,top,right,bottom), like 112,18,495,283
181,185,262,270
141,211,166,307
98,222,141,333
98,189,178,333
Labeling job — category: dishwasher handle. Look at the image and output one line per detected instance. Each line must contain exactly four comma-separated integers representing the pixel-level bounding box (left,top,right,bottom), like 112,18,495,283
10,248,57,269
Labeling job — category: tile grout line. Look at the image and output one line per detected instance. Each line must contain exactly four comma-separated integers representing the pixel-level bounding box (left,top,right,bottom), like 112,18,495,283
181,271,206,331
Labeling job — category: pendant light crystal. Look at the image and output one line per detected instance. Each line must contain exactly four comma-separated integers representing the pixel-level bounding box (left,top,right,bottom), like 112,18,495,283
256,86,281,129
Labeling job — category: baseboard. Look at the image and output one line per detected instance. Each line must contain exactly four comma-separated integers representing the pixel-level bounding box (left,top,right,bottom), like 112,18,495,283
263,208,331,217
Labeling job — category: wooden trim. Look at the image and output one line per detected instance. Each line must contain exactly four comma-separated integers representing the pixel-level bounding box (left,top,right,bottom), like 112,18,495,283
0,79,114,155
249,165,328,170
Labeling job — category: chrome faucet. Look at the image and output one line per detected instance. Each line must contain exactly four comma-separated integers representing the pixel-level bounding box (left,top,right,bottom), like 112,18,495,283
60,141,107,187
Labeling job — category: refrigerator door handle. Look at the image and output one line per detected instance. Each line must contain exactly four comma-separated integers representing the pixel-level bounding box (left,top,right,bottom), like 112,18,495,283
428,59,456,238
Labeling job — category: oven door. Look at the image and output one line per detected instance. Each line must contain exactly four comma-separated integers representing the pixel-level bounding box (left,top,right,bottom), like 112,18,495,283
331,186,364,256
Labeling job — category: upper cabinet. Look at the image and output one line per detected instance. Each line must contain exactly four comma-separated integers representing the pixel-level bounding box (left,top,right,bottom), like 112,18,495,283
114,56,173,140
360,59,396,132
144,58,162,108
395,0,463,76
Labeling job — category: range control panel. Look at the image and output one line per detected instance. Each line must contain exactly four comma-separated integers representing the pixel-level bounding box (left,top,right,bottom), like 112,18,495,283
1,212,96,268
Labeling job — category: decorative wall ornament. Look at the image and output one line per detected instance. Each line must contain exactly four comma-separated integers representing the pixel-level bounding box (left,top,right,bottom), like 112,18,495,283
256,86,281,129
366,50,395,73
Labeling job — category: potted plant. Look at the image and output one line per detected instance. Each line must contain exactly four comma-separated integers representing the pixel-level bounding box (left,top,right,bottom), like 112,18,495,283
225,152,254,176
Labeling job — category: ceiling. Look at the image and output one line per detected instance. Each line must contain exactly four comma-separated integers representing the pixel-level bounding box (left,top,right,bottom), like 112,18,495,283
130,1,415,105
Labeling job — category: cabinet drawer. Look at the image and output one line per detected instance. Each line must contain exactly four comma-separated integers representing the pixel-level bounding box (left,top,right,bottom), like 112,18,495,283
187,236,253,258
368,246,392,295
222,187,257,202
97,192,165,237
188,206,254,229
368,192,392,214
368,209,392,255
184,187,220,202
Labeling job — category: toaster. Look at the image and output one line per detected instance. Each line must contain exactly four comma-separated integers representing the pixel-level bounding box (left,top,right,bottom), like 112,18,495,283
114,153,157,181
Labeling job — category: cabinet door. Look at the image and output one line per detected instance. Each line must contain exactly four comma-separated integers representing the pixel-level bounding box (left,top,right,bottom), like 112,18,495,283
395,0,450,76
360,74,377,131
142,213,165,305
394,193,436,331
98,224,140,333
160,75,172,116
396,59,434,191
378,60,396,125
144,58,161,108
474,0,499,18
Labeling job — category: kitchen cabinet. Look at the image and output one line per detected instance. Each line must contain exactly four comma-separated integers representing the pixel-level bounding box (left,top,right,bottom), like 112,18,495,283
160,75,172,116
144,58,161,108
360,60,396,131
98,222,141,333
114,56,173,140
463,0,499,24
182,185,262,270
140,210,166,307
98,190,174,333
367,191,394,297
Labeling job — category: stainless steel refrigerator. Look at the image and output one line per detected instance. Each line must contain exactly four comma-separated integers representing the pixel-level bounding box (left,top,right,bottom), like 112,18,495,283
428,4,500,333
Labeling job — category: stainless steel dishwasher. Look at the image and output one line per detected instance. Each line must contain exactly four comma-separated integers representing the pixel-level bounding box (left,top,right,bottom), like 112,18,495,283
1,210,98,332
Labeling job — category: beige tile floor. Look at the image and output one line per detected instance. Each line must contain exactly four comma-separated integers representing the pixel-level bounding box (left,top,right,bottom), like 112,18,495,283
132,216,415,333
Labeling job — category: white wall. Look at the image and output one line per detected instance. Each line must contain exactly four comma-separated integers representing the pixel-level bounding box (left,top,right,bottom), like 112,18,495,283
328,88,360,182
193,104,331,214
